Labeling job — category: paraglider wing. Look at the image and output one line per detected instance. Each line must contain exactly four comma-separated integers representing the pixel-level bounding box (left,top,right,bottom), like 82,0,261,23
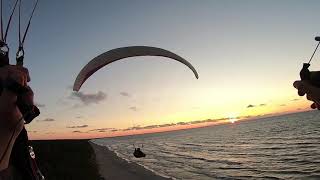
73,46,199,91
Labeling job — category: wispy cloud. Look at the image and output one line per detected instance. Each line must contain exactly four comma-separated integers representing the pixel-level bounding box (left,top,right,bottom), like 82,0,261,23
35,103,45,108
72,130,84,133
123,126,143,131
38,118,55,122
120,92,130,97
67,125,88,129
247,104,266,108
177,122,190,125
141,125,160,129
280,104,286,106
89,128,116,132
70,91,107,105
129,106,138,111
158,123,176,127
82,115,270,134
190,120,204,124
291,98,299,101
247,104,255,108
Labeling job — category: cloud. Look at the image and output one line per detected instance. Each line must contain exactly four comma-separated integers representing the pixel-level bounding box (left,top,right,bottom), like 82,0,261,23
123,126,143,131
119,120,202,132
76,116,83,119
70,91,107,105
89,128,116,132
247,104,255,108
117,114,273,133
291,98,299,101
203,119,220,123
39,118,55,122
280,104,286,106
122,124,165,131
120,92,130,97
158,123,175,127
190,120,203,124
247,104,266,108
72,130,84,133
35,103,45,108
129,106,138,111
67,125,88,129
143,125,160,129
177,122,190,125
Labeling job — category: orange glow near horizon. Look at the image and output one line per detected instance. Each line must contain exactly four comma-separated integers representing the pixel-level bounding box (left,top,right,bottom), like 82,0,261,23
28,100,312,140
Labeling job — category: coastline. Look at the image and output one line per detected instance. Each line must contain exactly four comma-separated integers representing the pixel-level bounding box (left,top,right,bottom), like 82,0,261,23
90,141,171,180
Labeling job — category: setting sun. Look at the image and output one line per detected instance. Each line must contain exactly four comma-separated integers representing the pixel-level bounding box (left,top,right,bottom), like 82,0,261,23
227,113,239,124
229,117,238,124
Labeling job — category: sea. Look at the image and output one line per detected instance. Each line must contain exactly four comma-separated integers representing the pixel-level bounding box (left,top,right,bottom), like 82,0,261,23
92,111,320,180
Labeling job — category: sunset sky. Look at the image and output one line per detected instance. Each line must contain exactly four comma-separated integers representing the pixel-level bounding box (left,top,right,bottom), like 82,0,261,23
3,0,320,139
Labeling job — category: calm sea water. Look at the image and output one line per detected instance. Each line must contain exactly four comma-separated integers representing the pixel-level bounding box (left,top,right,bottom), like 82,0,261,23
93,111,320,180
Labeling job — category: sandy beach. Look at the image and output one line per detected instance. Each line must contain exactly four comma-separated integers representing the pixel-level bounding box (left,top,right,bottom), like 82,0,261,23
90,141,170,180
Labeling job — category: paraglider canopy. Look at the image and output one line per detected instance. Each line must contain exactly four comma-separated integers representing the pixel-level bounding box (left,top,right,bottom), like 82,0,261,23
73,46,199,91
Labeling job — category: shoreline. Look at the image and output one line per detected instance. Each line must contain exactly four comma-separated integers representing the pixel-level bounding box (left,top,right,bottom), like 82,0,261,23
90,141,171,180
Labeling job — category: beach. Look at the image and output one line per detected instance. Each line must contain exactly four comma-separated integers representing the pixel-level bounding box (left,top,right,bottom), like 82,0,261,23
90,142,170,180
31,140,169,180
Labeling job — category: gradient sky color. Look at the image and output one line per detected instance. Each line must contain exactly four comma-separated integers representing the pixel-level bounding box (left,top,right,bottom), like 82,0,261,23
3,0,320,139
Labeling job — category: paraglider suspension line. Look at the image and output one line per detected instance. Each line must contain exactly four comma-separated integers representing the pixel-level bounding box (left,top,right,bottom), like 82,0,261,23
4,0,19,42
16,0,39,60
0,0,3,41
308,42,320,64
0,0,20,43
18,0,39,48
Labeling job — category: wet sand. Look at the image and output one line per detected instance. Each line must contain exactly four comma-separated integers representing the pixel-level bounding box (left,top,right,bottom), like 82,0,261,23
90,141,170,180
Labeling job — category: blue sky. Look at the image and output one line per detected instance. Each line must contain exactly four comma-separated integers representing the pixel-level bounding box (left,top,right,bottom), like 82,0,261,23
2,0,320,138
